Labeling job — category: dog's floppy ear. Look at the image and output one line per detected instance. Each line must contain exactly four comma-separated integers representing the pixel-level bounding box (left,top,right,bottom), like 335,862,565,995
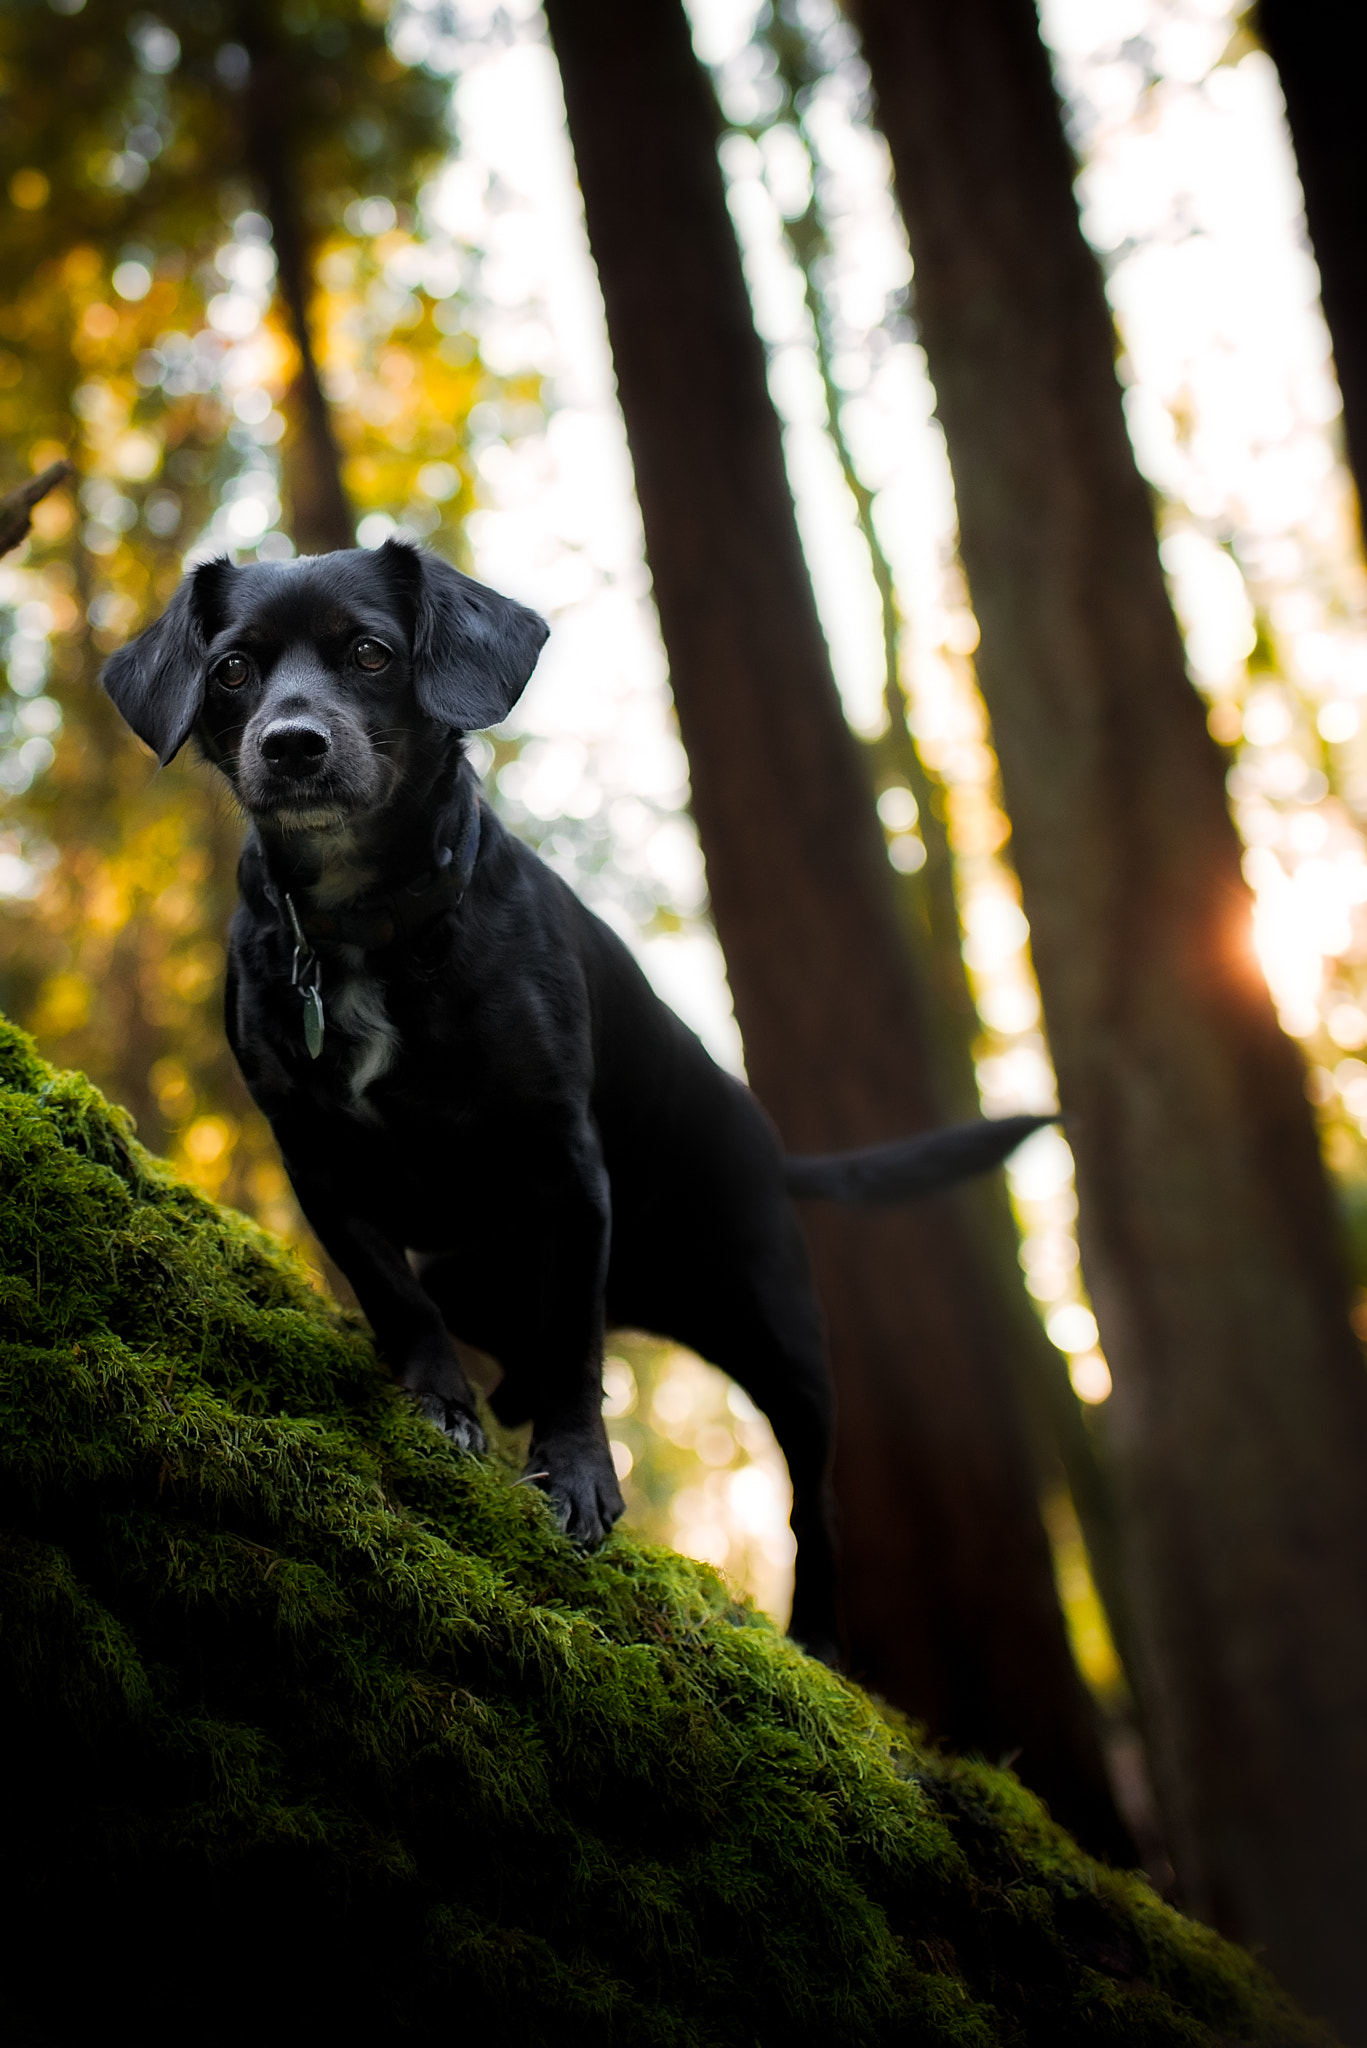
101,558,236,765
381,538,548,730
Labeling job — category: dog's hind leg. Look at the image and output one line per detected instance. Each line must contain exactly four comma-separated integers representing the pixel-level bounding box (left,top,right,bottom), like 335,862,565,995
695,1299,839,1666
618,1215,841,1664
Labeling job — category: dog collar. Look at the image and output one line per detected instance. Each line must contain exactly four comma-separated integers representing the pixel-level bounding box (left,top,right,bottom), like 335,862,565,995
268,802,482,1060
283,802,483,953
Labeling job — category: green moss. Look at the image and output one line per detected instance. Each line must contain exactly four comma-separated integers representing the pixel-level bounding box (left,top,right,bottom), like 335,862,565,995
0,1016,1333,2045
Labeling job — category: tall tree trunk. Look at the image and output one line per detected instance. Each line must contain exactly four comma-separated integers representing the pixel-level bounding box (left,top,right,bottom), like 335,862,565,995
757,14,1136,1681
542,0,1131,1864
846,0,1367,2029
1258,1,1367,518
237,8,355,555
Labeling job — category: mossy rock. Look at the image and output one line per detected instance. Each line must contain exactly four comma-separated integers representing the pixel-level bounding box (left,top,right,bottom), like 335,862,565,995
0,1017,1331,2045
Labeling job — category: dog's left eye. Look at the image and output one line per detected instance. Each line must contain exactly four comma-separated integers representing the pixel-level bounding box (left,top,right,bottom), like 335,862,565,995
213,653,251,690
353,638,391,672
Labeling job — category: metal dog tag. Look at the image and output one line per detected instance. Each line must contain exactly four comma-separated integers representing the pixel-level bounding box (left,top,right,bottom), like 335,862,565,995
303,982,325,1059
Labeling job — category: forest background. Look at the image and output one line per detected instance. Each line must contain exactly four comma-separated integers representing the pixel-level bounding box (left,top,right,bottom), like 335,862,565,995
5,0,1367,2034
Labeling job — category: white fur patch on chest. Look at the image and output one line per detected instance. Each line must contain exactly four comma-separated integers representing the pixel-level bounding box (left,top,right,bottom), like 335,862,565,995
311,832,376,910
296,837,399,1113
329,954,401,1112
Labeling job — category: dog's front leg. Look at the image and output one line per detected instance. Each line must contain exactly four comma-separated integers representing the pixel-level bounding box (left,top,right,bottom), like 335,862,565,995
288,1178,485,1452
514,1126,623,1546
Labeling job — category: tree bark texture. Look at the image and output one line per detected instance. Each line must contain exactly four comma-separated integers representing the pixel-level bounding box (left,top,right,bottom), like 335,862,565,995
541,0,1131,1864
238,9,355,555
845,0,1367,2029
765,59,1133,1676
1258,0,1367,520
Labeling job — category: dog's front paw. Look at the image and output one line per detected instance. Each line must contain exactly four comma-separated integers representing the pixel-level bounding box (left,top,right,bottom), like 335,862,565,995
526,1430,624,1547
415,1392,486,1455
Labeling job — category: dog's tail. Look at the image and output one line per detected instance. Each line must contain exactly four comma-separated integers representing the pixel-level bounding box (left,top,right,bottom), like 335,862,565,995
782,1112,1055,1206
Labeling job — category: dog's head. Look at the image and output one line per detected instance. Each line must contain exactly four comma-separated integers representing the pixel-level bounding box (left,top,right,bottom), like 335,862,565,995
102,540,547,829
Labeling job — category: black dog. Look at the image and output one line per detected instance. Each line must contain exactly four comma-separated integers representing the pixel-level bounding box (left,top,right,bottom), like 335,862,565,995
104,541,1044,1657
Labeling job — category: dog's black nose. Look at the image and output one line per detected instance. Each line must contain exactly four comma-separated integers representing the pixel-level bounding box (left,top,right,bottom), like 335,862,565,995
259,719,331,771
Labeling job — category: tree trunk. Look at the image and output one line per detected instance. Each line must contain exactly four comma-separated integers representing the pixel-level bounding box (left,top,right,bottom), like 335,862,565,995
542,0,1131,1863
759,16,1136,1680
1258,0,1367,517
238,7,355,555
846,0,1367,2030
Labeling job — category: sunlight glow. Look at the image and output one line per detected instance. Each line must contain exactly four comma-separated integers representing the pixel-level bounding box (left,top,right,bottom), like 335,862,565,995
1046,1,1367,1138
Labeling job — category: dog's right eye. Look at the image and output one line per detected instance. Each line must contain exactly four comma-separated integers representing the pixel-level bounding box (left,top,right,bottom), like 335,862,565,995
213,654,251,690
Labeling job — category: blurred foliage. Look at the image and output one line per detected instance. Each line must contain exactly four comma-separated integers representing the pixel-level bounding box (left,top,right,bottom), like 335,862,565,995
0,0,446,284
0,0,531,1221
